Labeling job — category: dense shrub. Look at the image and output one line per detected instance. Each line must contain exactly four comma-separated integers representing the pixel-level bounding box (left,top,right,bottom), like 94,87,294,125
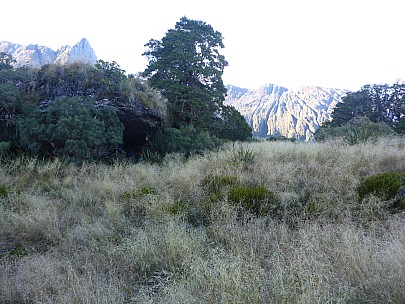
0,184,9,197
166,174,240,227
150,125,222,157
0,141,11,157
395,118,405,134
267,135,297,142
167,200,189,215
17,97,124,162
35,63,100,100
229,145,257,171
0,66,37,143
228,184,278,216
357,172,405,209
315,116,397,144
0,61,167,162
121,186,157,200
209,105,252,141
202,174,238,195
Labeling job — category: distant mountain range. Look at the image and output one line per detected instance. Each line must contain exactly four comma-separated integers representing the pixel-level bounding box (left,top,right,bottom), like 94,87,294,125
1,39,347,141
225,84,348,141
0,38,97,68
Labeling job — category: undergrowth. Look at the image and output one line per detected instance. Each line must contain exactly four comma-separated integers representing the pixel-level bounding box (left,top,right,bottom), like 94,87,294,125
0,138,404,303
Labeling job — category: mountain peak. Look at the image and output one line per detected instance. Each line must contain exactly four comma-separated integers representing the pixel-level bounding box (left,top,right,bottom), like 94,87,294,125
0,38,97,68
225,84,348,141
78,38,90,45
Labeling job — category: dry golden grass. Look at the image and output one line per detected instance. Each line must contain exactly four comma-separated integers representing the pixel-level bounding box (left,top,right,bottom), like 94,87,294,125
0,138,404,303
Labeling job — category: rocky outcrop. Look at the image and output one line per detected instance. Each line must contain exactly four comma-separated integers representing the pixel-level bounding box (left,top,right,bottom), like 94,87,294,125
225,84,347,141
54,38,97,65
0,38,97,68
97,100,164,150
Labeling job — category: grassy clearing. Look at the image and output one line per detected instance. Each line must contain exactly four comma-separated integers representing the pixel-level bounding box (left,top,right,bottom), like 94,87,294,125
1,138,404,303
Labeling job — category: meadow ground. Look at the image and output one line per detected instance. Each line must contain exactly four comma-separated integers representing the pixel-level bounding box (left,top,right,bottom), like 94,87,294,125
1,138,404,303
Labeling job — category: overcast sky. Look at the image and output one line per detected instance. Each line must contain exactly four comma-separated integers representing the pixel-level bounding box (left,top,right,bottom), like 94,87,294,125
1,0,404,91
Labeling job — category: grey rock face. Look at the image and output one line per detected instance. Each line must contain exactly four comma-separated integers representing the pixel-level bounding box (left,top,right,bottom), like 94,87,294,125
55,38,97,65
225,84,347,141
0,38,97,67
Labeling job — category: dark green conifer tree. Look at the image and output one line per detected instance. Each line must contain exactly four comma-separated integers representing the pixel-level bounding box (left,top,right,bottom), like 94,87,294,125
142,17,252,144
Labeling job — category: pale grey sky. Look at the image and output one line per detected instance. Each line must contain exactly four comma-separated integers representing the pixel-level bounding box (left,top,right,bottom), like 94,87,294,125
2,0,404,91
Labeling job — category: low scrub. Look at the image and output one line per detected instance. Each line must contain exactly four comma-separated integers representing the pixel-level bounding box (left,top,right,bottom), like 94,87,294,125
315,116,397,144
1,139,405,303
228,184,278,216
201,174,238,195
149,125,222,157
357,172,405,209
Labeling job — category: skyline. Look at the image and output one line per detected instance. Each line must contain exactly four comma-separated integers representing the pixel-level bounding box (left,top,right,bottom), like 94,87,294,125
1,0,404,91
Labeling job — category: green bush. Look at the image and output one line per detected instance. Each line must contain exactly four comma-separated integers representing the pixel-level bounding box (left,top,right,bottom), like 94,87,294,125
202,174,238,195
209,105,252,141
120,186,157,200
267,136,297,142
394,118,405,135
166,175,240,227
315,116,397,144
0,141,11,157
167,200,188,215
166,199,209,227
8,244,29,257
140,148,163,164
17,97,124,162
137,186,157,196
150,125,222,157
0,184,9,198
357,172,405,206
229,145,256,168
228,184,277,216
345,117,396,144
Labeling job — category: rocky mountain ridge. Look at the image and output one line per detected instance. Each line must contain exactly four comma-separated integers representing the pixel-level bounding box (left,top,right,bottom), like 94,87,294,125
0,38,97,68
225,84,348,141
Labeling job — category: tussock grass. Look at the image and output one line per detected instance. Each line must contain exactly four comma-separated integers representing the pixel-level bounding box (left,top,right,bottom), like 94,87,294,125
1,138,404,303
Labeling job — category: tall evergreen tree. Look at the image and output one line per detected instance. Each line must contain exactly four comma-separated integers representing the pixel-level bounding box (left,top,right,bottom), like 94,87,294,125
330,88,373,127
142,17,228,129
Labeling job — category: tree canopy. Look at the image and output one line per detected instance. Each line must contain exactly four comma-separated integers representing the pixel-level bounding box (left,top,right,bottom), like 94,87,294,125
315,81,405,142
328,82,405,134
141,17,251,149
142,17,228,127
